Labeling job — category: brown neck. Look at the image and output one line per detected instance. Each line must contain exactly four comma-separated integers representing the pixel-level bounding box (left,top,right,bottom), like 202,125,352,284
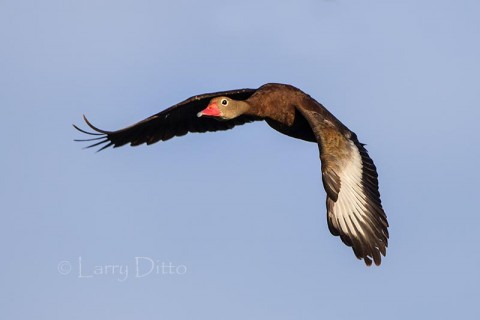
246,83,306,126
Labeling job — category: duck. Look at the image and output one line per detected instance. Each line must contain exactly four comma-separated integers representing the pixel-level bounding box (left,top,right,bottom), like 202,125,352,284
74,83,389,266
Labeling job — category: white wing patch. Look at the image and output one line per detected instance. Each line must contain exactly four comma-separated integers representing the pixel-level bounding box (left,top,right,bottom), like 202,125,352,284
326,140,387,266
333,142,368,237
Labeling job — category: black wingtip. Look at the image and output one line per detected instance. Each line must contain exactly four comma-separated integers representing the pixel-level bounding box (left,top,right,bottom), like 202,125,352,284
96,142,114,152
74,136,106,142
73,115,114,152
72,114,110,135
72,123,102,136
78,138,113,152
82,115,110,134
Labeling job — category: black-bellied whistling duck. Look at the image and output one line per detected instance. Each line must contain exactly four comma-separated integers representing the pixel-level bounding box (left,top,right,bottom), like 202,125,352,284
74,83,389,266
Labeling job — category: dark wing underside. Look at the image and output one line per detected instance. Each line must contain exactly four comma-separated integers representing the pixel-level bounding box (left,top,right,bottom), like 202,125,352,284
297,107,389,266
74,88,259,151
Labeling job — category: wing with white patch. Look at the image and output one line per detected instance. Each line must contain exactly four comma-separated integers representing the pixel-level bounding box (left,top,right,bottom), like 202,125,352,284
297,107,389,266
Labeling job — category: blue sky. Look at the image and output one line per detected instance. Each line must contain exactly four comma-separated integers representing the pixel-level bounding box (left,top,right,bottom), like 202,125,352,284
1,0,479,319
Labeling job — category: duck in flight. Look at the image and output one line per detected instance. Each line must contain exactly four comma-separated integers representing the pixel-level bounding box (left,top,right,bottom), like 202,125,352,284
74,83,389,266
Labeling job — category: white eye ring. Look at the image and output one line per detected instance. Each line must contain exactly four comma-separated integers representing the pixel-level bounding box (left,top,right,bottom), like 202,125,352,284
221,99,228,106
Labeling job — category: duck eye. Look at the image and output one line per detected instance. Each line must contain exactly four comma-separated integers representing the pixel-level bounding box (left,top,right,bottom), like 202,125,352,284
221,99,228,106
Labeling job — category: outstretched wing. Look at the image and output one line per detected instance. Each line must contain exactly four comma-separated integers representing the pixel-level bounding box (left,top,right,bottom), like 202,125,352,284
74,88,259,151
297,107,389,266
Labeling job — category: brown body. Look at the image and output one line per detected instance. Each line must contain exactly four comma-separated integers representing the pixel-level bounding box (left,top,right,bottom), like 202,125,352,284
248,84,318,142
75,83,389,266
